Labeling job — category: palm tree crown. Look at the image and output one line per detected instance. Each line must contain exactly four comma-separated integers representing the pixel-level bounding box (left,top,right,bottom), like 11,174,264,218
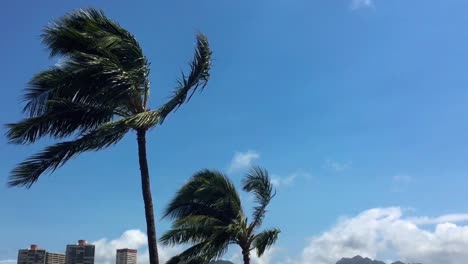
6,8,212,264
6,8,211,187
161,167,280,264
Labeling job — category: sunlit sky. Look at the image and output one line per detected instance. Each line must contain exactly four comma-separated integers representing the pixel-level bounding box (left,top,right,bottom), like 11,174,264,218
2,1,468,264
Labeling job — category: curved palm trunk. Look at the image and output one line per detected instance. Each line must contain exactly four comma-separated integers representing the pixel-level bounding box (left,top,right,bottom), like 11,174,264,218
137,129,159,264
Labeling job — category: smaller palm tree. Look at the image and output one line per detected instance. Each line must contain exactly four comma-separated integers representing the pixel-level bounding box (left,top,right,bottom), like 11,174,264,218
160,167,280,264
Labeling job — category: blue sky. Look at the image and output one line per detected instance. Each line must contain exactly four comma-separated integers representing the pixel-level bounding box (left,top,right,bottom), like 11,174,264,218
2,1,468,264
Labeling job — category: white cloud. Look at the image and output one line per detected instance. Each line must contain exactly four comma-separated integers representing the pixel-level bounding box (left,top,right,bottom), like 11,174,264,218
296,207,468,264
324,160,351,172
271,174,296,187
271,170,311,187
92,229,181,264
8,209,468,264
409,214,468,225
229,150,260,172
0,231,180,264
351,0,373,9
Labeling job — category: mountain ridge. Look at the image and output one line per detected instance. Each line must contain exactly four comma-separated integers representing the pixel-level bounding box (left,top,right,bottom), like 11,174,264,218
336,255,422,264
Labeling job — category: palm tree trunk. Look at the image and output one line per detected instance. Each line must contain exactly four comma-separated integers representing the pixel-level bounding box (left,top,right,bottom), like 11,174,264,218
137,129,159,264
242,247,250,264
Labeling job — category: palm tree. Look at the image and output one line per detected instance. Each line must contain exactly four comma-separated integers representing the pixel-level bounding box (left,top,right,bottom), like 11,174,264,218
160,167,280,264
5,8,211,264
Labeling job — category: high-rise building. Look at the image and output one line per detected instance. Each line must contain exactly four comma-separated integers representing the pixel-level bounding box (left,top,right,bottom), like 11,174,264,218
46,253,66,264
17,245,65,264
17,245,46,264
115,249,137,264
65,240,95,264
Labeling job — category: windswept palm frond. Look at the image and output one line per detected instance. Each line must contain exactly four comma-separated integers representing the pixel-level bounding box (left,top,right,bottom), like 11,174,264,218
157,33,211,124
121,110,161,130
165,256,183,264
23,8,149,118
173,215,225,229
242,166,276,230
162,170,242,222
226,215,249,242
252,228,280,257
7,100,115,144
165,256,212,264
24,51,145,118
160,215,224,245
160,227,209,246
168,256,207,264
165,233,231,264
42,8,146,68
8,119,130,188
161,167,279,264
117,33,211,130
7,7,214,264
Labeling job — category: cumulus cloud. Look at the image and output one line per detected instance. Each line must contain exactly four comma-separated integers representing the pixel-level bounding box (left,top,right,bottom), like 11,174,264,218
297,207,468,264
324,160,351,172
271,174,296,187
351,0,373,9
7,210,468,264
408,214,468,225
92,229,181,264
229,150,260,172
271,170,311,187
94,230,277,264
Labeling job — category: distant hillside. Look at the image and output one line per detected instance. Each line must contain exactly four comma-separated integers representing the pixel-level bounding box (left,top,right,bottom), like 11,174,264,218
336,255,422,264
337,256,385,264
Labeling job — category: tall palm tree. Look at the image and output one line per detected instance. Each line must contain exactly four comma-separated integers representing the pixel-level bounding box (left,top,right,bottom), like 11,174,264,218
160,167,280,264
5,8,211,264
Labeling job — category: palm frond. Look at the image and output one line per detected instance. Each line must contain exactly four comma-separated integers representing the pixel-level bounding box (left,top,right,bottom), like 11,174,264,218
122,110,161,130
160,227,203,246
160,215,224,245
166,256,183,264
24,8,149,117
157,33,212,124
165,236,230,264
226,215,249,243
42,8,145,66
242,166,276,230
166,256,211,264
8,119,130,188
252,228,281,257
173,215,225,229
162,168,280,263
23,68,65,117
166,255,207,264
161,170,243,263
24,52,143,117
6,100,114,144
166,256,210,264
162,170,242,222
